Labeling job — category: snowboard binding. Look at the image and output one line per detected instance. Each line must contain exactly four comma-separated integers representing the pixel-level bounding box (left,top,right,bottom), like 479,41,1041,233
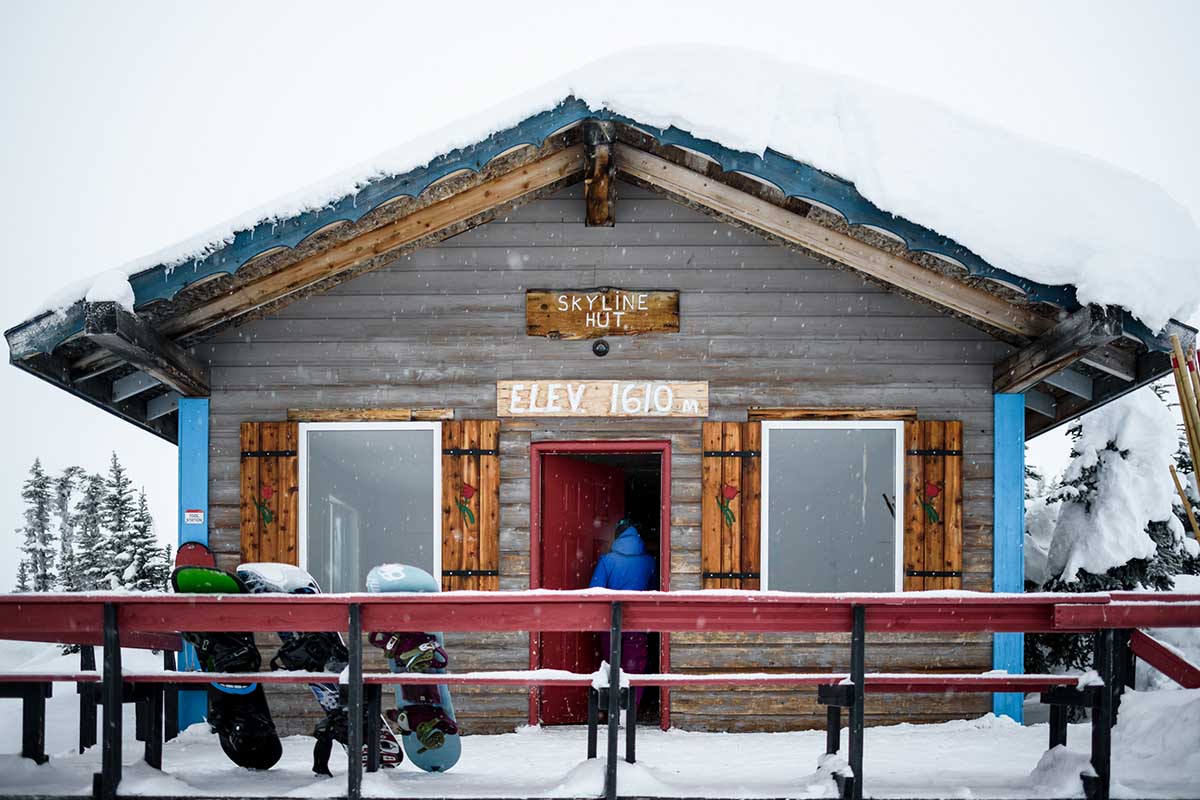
270,631,348,673
312,703,405,775
368,631,448,672
386,704,459,754
183,631,262,674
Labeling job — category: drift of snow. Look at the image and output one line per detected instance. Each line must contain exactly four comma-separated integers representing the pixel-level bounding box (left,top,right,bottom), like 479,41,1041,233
1047,391,1188,582
82,270,135,311
32,45,1200,331
1140,574,1200,690
4,689,1199,798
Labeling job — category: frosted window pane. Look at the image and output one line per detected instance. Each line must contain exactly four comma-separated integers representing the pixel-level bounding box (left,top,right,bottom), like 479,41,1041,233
305,429,435,592
767,428,897,591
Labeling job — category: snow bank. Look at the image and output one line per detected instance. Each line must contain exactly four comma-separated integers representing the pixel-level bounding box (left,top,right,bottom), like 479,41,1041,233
1140,574,1200,690
1047,391,1186,582
34,46,1200,330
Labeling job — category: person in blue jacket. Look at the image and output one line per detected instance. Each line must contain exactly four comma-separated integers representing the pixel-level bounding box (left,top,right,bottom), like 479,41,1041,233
590,518,656,712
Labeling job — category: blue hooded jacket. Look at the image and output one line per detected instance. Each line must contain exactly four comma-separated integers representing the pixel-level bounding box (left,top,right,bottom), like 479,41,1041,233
589,525,656,591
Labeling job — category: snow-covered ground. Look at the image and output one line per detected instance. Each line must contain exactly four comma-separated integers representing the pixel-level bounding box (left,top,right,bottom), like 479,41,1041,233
1,638,1197,799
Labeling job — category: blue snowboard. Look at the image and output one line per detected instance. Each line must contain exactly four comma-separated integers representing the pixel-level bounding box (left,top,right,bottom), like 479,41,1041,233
365,563,461,772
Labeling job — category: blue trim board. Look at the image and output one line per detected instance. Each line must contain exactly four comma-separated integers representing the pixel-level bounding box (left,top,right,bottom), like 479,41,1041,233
993,393,1026,721
176,397,209,728
8,98,1171,362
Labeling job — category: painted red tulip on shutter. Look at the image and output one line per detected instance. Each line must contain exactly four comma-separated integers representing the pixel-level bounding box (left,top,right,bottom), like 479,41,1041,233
722,484,739,501
462,483,477,500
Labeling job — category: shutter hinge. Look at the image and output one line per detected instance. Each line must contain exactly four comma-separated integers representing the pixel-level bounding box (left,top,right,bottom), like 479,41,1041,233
702,450,761,458
905,570,962,578
241,450,298,458
906,449,962,457
702,571,761,580
442,569,499,577
442,448,499,456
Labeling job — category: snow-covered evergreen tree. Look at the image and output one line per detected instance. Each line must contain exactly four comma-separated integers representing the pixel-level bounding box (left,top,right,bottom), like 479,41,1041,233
54,465,85,591
73,472,109,591
18,459,56,592
101,453,137,589
125,489,169,591
13,561,30,592
1027,388,1200,673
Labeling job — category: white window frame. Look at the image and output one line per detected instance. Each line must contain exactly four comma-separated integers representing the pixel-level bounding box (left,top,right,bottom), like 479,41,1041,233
760,420,905,591
298,421,443,583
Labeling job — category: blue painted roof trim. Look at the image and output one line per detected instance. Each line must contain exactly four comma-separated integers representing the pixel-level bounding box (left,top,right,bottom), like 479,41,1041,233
5,97,1168,358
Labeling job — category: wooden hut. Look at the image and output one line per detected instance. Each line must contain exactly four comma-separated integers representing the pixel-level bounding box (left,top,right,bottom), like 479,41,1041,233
6,90,1193,737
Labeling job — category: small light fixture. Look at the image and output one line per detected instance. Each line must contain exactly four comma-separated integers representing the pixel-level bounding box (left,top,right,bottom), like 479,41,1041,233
592,339,610,357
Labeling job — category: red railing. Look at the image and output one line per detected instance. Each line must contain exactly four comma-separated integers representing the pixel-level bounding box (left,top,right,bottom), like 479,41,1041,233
1,590,1198,800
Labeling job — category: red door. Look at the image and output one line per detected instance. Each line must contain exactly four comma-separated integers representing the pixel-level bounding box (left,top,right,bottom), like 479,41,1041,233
538,455,625,723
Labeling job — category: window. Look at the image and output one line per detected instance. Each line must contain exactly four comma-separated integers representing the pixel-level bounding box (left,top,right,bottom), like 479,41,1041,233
298,422,441,593
761,421,903,591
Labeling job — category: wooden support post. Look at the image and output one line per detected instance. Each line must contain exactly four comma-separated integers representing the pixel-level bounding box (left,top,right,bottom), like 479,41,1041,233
605,602,623,800
584,121,616,227
83,302,210,397
347,603,363,800
624,687,636,764
1049,703,1068,749
1084,630,1115,800
826,705,842,755
95,602,122,800
163,649,179,742
143,685,163,770
20,683,49,764
849,605,865,800
79,645,97,752
993,305,1123,394
366,684,382,773
587,688,599,759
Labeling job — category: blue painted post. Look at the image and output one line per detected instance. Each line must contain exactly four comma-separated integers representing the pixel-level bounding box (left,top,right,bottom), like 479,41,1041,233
993,393,1025,722
177,398,209,729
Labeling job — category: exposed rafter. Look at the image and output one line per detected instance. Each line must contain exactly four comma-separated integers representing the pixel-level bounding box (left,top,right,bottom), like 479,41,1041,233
583,120,616,227
993,305,1123,394
1026,349,1182,438
82,302,210,397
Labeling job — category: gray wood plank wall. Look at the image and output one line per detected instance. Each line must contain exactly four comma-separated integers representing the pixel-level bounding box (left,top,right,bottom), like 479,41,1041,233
199,182,1006,736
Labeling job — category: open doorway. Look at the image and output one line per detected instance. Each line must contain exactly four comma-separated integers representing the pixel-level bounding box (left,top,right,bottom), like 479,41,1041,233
530,441,671,729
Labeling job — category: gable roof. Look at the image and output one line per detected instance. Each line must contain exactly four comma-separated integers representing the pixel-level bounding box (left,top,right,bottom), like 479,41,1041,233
6,47,1197,440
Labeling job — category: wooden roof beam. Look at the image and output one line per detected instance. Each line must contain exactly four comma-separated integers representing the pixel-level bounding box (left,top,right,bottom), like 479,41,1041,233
584,121,615,227
82,302,210,397
152,144,585,344
615,143,1140,376
993,305,1123,394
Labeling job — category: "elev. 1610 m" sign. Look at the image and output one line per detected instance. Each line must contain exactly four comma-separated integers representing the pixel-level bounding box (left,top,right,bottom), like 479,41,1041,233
497,380,708,417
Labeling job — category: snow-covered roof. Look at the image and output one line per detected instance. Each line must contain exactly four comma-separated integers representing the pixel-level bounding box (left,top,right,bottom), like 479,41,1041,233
11,45,1200,352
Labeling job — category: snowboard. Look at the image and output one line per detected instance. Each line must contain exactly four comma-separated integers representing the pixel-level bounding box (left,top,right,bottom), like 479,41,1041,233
365,563,461,772
169,565,283,770
236,562,403,774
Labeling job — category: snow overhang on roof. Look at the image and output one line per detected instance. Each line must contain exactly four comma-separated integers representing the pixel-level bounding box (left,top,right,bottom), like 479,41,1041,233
5,46,1199,441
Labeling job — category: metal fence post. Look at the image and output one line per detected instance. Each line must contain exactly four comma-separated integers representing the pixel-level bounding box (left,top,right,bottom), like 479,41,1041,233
347,603,363,800
94,602,121,800
605,602,623,800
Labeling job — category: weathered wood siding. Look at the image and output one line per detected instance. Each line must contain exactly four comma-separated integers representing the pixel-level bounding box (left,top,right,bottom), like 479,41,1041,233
199,182,1004,735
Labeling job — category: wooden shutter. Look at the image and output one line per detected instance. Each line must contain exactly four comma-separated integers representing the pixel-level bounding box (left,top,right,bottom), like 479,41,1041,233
240,421,299,565
903,419,963,590
701,421,761,589
441,420,500,591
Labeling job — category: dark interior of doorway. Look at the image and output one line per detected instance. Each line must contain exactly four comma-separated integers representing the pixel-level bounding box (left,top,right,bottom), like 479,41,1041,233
539,451,662,726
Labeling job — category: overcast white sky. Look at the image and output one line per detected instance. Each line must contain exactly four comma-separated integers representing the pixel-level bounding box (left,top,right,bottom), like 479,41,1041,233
1,0,1198,589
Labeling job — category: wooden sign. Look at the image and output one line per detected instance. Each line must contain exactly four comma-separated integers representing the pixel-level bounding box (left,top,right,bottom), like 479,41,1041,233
526,288,679,339
498,380,708,417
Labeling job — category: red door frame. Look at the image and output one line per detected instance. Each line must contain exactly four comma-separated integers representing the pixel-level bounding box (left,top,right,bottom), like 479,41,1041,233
529,439,672,730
